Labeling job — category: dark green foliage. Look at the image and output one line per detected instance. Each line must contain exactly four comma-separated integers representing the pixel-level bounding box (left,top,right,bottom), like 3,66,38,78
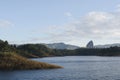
98,46,120,56
9,44,120,57
0,40,16,52
51,47,120,56
17,44,54,57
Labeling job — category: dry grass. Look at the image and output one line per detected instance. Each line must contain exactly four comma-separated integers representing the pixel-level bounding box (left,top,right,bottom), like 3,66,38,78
0,52,62,70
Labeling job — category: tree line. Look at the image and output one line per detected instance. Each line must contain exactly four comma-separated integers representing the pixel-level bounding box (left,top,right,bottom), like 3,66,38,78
0,40,120,58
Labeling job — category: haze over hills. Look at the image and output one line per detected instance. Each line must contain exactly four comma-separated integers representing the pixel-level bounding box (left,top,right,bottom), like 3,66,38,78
20,41,120,50
95,43,120,48
85,40,120,48
12,40,120,49
45,43,80,50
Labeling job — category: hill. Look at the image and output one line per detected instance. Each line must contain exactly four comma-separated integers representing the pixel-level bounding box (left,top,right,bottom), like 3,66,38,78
17,44,54,58
45,43,80,50
95,43,120,48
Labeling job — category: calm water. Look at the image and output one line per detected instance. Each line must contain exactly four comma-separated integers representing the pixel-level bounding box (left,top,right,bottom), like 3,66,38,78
1,56,120,80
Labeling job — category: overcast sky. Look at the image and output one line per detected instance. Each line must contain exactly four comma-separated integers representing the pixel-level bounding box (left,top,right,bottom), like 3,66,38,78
0,0,120,47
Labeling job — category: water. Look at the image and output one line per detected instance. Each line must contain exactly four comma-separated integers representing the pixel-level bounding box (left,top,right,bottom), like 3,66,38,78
1,56,120,80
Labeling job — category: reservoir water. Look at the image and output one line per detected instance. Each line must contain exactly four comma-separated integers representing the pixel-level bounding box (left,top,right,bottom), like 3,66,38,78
1,56,120,80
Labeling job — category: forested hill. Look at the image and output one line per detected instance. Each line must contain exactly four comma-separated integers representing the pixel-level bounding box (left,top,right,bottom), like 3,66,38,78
17,44,54,57
17,44,120,57
0,39,120,58
0,40,59,57
0,40,54,58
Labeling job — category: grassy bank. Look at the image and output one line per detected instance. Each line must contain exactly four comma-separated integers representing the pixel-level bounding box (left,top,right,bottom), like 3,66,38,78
0,52,62,70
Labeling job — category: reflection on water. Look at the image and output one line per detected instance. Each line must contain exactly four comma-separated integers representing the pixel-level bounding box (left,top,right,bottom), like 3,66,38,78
1,56,120,80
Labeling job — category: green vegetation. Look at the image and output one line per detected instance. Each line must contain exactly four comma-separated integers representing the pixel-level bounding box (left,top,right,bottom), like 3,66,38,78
17,44,54,58
52,47,120,56
17,44,120,57
14,41,120,57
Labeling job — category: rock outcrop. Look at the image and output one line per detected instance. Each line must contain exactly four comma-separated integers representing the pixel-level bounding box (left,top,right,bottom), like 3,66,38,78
86,40,94,48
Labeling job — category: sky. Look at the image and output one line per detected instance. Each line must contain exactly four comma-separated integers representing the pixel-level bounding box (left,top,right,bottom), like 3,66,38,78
0,0,120,47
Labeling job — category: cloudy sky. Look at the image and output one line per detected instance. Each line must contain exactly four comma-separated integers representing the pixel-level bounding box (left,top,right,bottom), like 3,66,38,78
0,0,120,47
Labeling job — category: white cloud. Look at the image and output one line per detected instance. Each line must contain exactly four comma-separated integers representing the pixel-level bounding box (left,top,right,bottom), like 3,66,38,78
0,20,14,28
24,5,120,46
46,8,120,46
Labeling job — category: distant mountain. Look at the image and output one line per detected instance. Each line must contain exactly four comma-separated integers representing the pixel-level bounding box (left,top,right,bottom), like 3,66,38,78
45,43,80,50
95,43,120,48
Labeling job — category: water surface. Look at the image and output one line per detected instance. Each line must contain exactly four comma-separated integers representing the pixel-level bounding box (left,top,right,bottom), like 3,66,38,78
1,56,120,80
